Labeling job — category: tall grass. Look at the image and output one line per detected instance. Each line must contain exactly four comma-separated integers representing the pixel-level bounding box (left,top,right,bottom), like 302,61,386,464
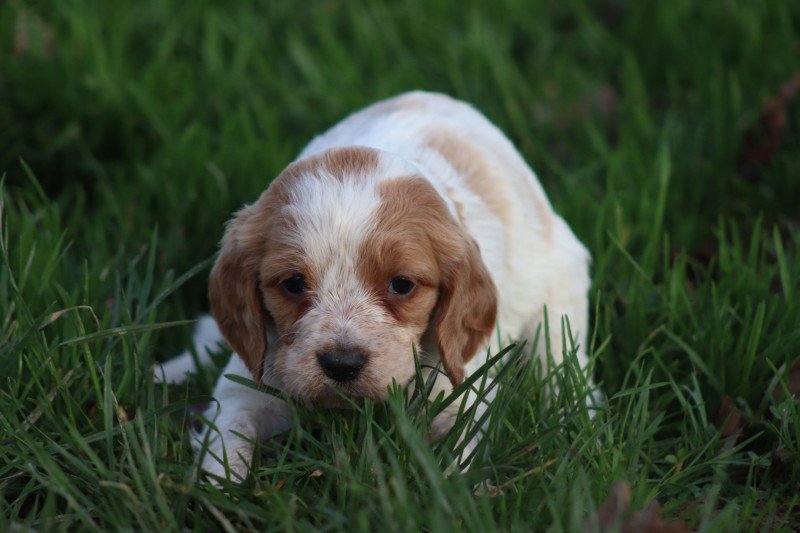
1,0,799,530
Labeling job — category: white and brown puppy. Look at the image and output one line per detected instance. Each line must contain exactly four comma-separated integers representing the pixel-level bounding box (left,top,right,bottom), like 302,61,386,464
157,91,592,481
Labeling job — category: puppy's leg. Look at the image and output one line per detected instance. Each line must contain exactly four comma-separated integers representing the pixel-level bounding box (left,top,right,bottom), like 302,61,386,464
155,315,222,384
426,362,497,473
195,355,292,482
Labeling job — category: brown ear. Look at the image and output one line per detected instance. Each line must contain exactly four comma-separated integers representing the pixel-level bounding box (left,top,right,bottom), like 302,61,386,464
208,206,270,380
435,237,498,387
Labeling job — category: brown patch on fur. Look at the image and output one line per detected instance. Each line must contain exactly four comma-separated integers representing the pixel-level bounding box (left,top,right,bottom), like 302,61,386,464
209,146,381,379
282,146,380,185
426,128,554,235
426,131,511,226
434,236,498,385
366,177,498,386
359,177,441,333
208,203,273,379
319,146,380,181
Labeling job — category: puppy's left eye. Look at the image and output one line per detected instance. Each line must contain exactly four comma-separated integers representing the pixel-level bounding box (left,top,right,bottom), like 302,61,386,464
389,276,415,296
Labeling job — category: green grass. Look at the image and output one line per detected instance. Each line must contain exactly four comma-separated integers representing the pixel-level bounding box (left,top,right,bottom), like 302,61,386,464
2,0,799,530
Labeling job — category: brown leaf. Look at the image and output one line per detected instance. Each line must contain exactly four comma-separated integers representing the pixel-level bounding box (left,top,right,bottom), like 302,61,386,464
739,73,800,180
13,11,54,58
713,395,743,439
14,12,29,55
623,501,691,533
772,443,792,465
597,482,632,528
771,356,800,402
593,483,691,533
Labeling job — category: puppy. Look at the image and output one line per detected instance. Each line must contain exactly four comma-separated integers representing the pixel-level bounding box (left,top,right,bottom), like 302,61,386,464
157,91,592,481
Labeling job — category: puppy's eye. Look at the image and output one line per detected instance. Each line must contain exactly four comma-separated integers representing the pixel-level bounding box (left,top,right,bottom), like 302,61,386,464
281,274,307,295
389,276,415,296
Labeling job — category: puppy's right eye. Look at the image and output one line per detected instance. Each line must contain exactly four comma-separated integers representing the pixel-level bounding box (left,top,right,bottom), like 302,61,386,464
389,276,415,296
281,274,307,295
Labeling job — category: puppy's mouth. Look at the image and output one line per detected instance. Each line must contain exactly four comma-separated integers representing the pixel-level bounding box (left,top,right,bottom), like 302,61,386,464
305,380,383,409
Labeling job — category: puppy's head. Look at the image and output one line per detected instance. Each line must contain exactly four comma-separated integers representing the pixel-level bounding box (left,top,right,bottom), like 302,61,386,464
209,147,497,406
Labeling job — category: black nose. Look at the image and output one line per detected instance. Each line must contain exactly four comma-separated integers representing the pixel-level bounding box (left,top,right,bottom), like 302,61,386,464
317,349,366,382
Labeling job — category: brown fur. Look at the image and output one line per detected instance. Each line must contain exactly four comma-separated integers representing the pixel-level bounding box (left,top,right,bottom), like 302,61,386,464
280,146,379,186
208,204,272,379
426,128,554,236
426,130,511,227
371,177,498,386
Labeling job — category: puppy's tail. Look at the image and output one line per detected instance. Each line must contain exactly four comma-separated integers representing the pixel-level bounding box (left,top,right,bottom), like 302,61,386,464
154,315,224,384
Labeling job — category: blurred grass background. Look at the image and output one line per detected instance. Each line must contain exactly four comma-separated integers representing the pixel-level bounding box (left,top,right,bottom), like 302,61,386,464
1,0,799,530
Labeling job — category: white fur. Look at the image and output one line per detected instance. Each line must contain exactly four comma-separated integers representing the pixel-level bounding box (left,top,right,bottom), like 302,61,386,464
193,356,292,481
154,316,221,384
157,91,592,482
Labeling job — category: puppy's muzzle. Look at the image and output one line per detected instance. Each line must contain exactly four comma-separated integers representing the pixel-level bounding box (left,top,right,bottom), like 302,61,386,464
316,348,366,382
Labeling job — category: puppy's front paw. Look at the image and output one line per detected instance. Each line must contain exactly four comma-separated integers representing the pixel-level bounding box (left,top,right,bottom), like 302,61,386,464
153,351,195,384
198,442,253,484
193,420,257,485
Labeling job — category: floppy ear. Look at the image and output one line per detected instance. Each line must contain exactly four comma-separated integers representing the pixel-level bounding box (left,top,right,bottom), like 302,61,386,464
208,206,270,380
434,237,498,387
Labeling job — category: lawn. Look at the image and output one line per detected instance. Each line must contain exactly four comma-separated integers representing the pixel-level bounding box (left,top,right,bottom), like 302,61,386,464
1,0,799,530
